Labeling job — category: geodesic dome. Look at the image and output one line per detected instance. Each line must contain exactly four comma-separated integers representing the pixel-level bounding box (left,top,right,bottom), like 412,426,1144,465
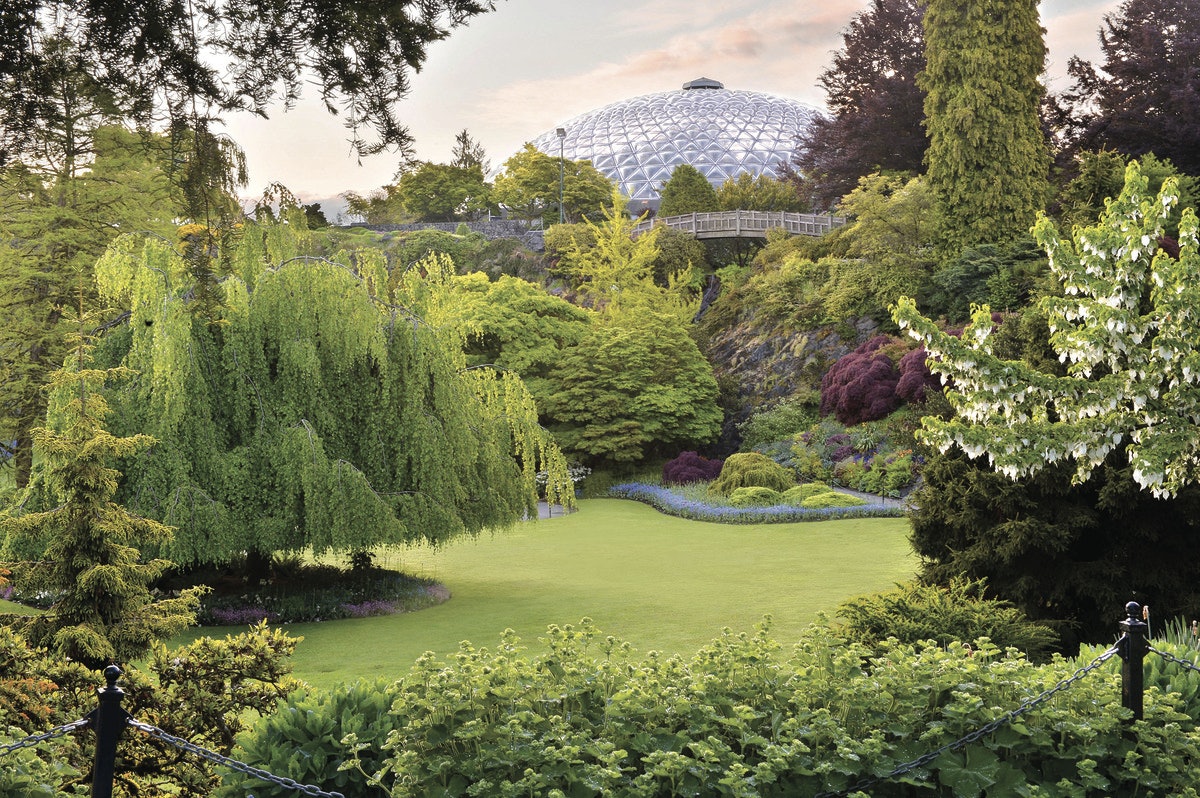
529,78,817,213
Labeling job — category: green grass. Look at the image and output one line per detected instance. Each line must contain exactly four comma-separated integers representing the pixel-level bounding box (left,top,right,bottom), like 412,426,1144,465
172,498,915,689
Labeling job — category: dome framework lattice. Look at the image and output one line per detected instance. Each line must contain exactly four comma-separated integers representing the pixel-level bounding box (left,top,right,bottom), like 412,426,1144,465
530,78,816,212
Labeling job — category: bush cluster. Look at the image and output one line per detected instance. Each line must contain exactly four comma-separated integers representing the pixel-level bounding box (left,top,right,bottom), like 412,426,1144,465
662,451,725,485
709,452,794,496
788,414,920,496
836,578,1059,661
1,623,302,796
819,336,902,425
225,619,1200,797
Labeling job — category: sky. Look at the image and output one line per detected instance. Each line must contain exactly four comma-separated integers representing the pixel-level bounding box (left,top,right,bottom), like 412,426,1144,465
222,0,1122,218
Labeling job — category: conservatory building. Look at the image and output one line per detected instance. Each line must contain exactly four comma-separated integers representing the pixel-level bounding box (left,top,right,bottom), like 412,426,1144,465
528,78,817,214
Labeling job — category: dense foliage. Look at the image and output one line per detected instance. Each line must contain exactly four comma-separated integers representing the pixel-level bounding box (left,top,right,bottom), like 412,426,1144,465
819,336,901,425
791,0,928,209
1057,0,1200,176
922,239,1047,322
709,452,794,496
921,0,1050,251
662,451,725,485
836,578,1059,661
657,164,719,217
0,0,494,160
1,314,202,668
42,220,573,569
492,144,614,227
1,126,187,489
226,619,1200,797
894,162,1200,498
910,444,1200,651
715,173,806,213
542,307,722,464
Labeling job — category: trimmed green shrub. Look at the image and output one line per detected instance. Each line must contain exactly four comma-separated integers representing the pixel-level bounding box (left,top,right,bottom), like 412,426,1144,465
800,491,867,509
836,579,1059,661
728,486,784,507
220,678,403,797
710,452,794,496
781,482,833,504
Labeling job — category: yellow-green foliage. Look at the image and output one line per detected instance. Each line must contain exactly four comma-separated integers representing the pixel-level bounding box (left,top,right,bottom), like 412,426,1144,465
800,491,867,509
728,486,784,507
81,222,573,568
781,482,832,504
710,452,795,496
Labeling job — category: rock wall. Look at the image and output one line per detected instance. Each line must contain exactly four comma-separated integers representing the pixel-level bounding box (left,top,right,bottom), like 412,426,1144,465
703,314,879,452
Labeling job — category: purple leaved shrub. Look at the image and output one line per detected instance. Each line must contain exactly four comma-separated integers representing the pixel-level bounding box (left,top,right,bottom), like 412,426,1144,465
663,451,725,485
820,337,901,425
896,346,941,404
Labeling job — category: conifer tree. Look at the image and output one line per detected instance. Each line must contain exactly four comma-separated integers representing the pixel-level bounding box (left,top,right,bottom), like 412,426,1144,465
1,304,202,669
657,164,719,217
920,0,1050,251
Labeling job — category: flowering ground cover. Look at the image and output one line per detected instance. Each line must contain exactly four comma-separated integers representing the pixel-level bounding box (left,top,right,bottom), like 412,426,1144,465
609,481,904,522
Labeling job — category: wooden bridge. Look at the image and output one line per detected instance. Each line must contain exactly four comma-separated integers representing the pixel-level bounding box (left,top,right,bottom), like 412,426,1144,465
631,210,846,240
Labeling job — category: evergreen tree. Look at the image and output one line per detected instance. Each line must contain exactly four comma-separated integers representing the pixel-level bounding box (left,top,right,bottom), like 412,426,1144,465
1056,0,1200,176
716,173,807,212
541,306,723,464
0,125,183,489
792,0,928,209
657,164,719,217
1,305,203,669
920,0,1050,252
451,128,491,174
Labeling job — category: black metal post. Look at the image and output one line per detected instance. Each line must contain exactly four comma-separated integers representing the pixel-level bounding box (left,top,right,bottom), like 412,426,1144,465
1119,601,1148,721
92,665,128,797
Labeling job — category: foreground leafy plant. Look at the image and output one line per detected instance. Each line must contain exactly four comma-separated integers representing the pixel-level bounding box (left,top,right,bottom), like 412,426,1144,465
231,619,1200,797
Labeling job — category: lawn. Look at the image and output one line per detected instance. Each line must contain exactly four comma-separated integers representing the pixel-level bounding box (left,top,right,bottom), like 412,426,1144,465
173,498,915,689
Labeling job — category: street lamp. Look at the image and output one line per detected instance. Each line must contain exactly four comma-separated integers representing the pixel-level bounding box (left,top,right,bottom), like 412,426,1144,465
556,127,566,225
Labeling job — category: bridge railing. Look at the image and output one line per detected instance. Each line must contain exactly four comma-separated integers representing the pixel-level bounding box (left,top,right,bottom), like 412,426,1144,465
632,210,847,239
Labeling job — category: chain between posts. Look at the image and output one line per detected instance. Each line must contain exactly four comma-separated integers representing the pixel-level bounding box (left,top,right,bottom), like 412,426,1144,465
126,718,347,798
1148,644,1200,675
815,639,1125,798
0,717,91,755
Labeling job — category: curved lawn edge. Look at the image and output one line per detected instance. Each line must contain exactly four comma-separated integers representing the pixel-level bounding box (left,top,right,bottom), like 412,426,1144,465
608,482,907,523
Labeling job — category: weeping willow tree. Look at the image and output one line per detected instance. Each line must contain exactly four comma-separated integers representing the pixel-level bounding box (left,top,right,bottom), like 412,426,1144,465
86,217,571,569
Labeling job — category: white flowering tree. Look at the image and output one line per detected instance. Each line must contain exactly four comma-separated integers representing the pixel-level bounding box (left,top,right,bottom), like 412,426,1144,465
892,161,1200,498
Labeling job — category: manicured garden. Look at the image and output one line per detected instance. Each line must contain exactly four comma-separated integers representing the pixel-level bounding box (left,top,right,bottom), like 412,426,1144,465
173,498,915,689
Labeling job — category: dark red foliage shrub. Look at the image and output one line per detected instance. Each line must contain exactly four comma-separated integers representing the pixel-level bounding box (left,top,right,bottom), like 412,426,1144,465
897,346,941,404
820,336,901,425
662,451,725,485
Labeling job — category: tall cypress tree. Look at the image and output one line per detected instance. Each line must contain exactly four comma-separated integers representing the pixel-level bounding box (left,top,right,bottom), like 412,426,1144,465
920,0,1050,252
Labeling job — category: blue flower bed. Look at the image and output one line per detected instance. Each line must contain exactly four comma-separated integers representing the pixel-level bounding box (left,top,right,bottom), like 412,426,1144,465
608,482,906,523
